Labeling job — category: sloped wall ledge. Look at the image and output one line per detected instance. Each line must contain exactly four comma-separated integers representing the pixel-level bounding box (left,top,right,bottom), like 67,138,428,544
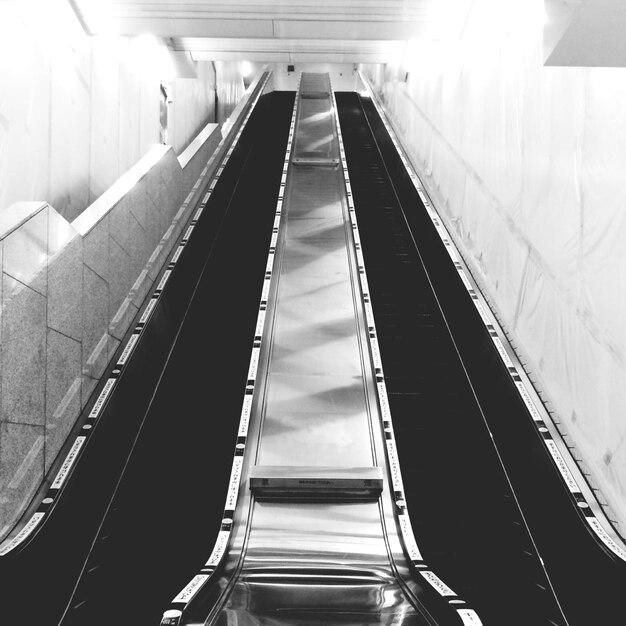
0,124,222,539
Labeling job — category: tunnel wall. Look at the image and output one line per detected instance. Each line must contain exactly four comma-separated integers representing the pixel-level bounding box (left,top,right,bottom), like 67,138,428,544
0,63,268,541
363,0,626,533
0,0,217,223
0,138,209,538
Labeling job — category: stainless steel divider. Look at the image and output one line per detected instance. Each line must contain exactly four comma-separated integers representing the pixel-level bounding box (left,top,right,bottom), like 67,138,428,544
161,73,482,626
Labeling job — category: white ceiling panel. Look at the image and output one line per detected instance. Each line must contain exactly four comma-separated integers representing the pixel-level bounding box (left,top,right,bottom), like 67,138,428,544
182,36,404,63
71,0,473,64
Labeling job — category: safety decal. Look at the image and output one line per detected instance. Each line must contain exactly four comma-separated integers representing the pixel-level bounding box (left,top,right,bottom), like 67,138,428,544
0,512,45,556
238,395,254,437
156,270,172,292
422,570,456,597
118,333,140,366
172,574,209,604
139,298,158,325
399,514,423,561
457,609,484,626
89,378,117,419
587,517,626,561
545,440,581,494
52,436,87,489
171,245,185,265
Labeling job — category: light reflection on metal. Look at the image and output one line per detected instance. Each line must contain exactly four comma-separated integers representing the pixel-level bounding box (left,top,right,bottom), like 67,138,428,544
164,72,477,626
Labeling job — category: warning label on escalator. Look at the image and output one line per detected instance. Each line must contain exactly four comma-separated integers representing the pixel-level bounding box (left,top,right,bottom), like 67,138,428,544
172,574,209,604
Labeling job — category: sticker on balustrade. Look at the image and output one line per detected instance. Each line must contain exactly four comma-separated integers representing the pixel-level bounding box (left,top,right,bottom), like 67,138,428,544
118,334,139,366
171,245,184,265
172,574,209,604
458,609,483,626
156,270,172,292
492,337,514,369
399,514,423,561
513,381,544,422
238,395,254,437
247,348,260,380
205,530,231,568
386,439,403,492
225,457,243,509
183,225,194,241
587,517,626,561
140,298,158,325
473,300,492,326
422,570,456,597
89,378,117,418
0,512,45,556
255,310,267,337
52,436,87,489
545,440,580,493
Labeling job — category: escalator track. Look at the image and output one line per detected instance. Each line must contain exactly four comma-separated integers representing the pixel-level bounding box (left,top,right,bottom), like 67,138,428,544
336,91,568,626
58,90,297,626
340,87,626,626
0,89,295,626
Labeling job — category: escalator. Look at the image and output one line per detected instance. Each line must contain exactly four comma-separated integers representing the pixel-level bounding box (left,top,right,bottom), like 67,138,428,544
336,91,566,626
1,76,624,626
0,87,296,626
336,90,626,625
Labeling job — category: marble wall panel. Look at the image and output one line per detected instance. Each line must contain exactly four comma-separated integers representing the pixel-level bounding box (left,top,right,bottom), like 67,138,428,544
109,195,131,253
109,297,139,342
165,170,186,226
146,243,165,282
162,150,186,210
0,125,228,540
45,329,82,473
1,277,46,426
82,264,110,401
128,215,152,308
0,423,44,535
108,236,131,323
2,205,48,296
48,206,79,259
144,167,170,235
180,164,198,198
128,185,161,254
83,215,110,282
129,213,149,277
158,149,177,188
47,236,83,341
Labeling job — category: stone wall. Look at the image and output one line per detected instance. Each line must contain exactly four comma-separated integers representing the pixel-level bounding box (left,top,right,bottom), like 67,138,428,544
0,124,222,538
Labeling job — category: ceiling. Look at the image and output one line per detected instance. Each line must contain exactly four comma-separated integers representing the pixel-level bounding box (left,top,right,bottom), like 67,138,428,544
70,0,474,64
